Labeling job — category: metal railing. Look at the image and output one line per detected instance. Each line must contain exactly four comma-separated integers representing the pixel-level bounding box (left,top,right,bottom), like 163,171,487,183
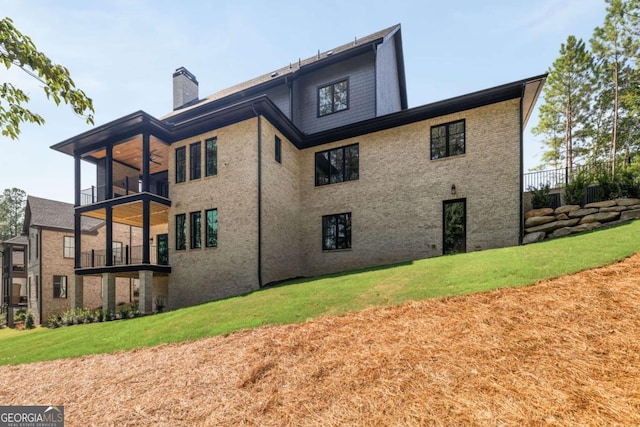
80,245,168,268
523,161,614,191
80,176,169,205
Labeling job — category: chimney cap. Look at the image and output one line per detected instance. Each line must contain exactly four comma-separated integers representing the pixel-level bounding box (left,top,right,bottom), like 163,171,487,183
173,66,198,84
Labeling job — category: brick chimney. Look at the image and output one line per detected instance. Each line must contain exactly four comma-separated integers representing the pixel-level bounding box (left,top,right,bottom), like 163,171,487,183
173,67,199,110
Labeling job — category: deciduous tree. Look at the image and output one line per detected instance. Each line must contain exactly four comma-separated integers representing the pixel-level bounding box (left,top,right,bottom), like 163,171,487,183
0,188,26,241
0,17,94,140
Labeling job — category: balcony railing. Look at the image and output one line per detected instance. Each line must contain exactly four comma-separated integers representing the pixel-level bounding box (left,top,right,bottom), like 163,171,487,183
523,161,614,191
80,176,169,205
80,245,168,268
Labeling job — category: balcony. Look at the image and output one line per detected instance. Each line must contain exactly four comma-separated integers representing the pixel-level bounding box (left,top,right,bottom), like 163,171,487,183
80,245,168,268
81,175,169,206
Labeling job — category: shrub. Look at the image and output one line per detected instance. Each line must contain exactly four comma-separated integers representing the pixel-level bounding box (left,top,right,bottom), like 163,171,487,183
25,311,35,329
564,169,591,205
13,308,27,323
528,184,552,209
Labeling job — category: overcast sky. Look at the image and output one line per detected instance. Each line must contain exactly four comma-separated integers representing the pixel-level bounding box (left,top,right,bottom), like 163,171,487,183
0,0,606,203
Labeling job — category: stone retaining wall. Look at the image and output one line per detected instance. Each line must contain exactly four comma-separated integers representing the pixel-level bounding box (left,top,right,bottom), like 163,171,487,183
523,198,640,244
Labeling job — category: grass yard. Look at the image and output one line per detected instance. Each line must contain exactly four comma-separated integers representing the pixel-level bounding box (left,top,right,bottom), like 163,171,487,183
1,220,640,366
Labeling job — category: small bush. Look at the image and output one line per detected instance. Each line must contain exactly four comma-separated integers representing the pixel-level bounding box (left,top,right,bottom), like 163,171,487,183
564,169,591,205
25,311,35,329
528,184,552,209
13,308,27,323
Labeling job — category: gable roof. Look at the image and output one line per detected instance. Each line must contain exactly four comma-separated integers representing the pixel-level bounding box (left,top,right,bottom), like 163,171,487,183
162,24,404,121
1,235,28,246
24,196,103,233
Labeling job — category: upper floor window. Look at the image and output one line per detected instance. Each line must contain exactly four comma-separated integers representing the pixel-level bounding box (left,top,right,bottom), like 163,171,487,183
53,275,67,299
176,214,186,250
63,236,74,259
205,208,218,248
318,79,348,117
275,136,282,164
113,241,123,263
315,144,359,186
205,137,217,176
431,120,465,160
190,211,202,249
322,212,351,251
175,147,186,183
190,141,201,180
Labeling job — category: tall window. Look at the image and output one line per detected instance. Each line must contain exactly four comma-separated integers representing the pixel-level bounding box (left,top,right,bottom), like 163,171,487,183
318,79,348,116
175,146,186,183
315,144,359,186
431,120,465,160
53,275,67,299
63,236,74,259
205,209,218,248
205,137,218,176
322,212,352,250
275,136,282,163
190,211,202,249
175,214,186,250
113,241,123,263
190,141,201,180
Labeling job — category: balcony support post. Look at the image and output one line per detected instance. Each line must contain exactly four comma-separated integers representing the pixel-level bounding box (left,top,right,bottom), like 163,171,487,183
70,275,84,310
101,273,116,314
142,198,150,264
139,270,154,314
142,132,150,193
106,144,113,199
106,206,113,267
74,155,81,207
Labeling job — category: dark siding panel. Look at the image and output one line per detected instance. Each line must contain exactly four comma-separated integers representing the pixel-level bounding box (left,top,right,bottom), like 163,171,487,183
264,85,290,118
293,51,376,134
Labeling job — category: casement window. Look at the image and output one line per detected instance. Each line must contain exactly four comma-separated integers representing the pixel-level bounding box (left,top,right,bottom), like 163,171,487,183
315,144,359,186
63,236,74,259
205,137,218,176
275,136,282,164
322,212,351,250
190,141,201,180
113,241,123,263
430,120,465,160
205,208,218,248
175,146,186,183
53,275,67,299
190,211,202,249
318,79,348,116
175,214,186,250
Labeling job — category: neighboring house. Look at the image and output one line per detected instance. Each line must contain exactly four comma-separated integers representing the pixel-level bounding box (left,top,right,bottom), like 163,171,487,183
50,24,546,314
1,196,140,325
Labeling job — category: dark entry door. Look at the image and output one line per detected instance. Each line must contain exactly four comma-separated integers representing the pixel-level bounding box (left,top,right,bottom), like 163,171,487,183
157,234,169,265
443,199,466,255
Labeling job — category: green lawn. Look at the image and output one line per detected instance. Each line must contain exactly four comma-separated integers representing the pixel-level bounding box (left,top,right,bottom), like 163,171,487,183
2,220,640,366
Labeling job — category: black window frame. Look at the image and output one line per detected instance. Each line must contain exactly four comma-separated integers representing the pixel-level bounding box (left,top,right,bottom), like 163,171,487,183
190,141,201,180
112,241,123,263
63,236,74,259
205,208,218,248
317,78,349,117
205,137,218,177
175,146,186,183
315,143,359,186
322,212,352,251
53,275,67,299
190,211,202,249
430,119,466,160
175,214,186,251
275,135,282,164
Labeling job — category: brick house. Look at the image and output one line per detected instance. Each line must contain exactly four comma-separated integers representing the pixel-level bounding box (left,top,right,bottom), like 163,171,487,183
1,196,137,325
50,24,546,313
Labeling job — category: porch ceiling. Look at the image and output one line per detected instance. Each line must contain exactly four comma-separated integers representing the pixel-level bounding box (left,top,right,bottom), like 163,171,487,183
82,134,169,175
82,200,169,227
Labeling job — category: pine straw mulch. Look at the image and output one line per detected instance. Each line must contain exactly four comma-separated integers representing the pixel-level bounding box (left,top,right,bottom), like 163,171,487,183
1,255,640,426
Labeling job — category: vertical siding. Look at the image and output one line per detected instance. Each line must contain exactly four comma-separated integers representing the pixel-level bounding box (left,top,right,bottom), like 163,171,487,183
376,36,402,115
293,51,376,134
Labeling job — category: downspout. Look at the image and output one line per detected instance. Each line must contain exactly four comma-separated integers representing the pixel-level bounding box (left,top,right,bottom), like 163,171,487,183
252,104,263,288
519,86,525,245
38,228,42,323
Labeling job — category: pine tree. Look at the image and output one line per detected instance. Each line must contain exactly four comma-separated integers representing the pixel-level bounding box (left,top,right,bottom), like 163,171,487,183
590,0,640,174
533,36,593,176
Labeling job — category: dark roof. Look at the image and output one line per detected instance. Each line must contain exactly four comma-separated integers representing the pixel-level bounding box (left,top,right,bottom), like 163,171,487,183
162,24,403,120
24,196,103,233
1,235,27,246
51,73,546,157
